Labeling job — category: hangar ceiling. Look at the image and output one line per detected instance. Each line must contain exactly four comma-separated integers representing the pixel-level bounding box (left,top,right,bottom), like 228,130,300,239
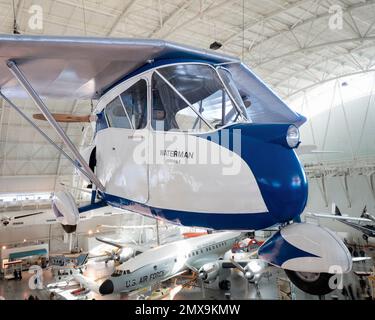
0,0,374,202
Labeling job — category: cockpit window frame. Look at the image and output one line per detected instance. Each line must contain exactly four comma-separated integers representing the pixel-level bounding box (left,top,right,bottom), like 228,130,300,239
215,66,248,122
103,77,149,132
153,69,215,131
95,61,250,135
151,63,249,134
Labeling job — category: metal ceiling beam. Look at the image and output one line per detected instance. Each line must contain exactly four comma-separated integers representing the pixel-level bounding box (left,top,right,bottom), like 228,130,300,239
161,0,238,39
106,0,139,36
149,0,195,38
222,0,314,45
247,0,375,55
271,43,375,89
251,36,375,69
55,0,118,17
285,68,375,98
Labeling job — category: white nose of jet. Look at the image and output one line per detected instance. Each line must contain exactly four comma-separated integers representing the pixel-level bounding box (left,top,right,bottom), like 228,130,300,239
99,279,114,295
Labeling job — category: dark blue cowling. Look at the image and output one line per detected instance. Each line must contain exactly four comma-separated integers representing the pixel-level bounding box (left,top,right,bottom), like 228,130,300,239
198,123,308,224
258,229,319,266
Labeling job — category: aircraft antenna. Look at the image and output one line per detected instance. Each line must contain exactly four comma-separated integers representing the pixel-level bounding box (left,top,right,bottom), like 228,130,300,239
12,0,20,34
82,0,87,36
242,0,245,60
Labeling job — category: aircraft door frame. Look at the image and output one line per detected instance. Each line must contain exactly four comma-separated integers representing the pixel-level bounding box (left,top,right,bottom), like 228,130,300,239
98,75,150,204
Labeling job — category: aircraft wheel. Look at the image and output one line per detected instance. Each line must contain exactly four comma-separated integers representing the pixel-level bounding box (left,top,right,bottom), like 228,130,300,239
285,270,335,296
218,280,231,291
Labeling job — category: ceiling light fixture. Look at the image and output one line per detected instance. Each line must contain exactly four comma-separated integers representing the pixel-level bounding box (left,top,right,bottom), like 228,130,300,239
209,41,222,50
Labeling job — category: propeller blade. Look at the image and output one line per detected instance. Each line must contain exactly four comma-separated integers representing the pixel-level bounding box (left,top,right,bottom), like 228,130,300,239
33,113,93,123
184,262,199,273
88,254,108,259
14,211,45,219
230,258,246,274
201,277,205,299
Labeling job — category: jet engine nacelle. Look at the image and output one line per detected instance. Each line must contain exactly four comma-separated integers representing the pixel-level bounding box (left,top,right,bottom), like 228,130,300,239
1,217,10,226
258,223,352,274
52,191,79,234
116,247,135,263
198,262,220,283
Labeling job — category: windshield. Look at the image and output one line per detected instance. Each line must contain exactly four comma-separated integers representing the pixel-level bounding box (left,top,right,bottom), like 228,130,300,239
227,63,306,127
111,269,123,277
217,67,248,118
152,64,248,132
111,269,130,277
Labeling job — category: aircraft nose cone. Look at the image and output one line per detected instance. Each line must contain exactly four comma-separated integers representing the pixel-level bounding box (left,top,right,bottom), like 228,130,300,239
235,123,308,223
99,279,114,295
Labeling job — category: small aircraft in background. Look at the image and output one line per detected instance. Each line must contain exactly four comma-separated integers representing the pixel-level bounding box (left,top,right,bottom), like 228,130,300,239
0,204,126,233
96,231,268,295
0,34,354,295
0,211,46,227
46,251,90,286
91,223,208,264
308,204,375,241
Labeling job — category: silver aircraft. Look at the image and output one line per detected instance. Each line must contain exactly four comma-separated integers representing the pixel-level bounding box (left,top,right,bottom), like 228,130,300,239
98,231,265,295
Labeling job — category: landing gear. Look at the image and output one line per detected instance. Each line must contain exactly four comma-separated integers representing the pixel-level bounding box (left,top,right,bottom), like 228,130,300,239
218,280,231,291
285,270,335,296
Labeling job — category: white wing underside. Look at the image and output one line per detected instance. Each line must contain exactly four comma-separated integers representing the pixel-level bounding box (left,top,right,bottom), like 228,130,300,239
307,212,372,223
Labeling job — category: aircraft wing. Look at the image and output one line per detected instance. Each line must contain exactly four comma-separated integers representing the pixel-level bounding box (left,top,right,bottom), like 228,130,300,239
307,212,372,223
72,274,100,294
97,224,157,230
296,145,342,155
352,257,372,262
182,255,221,272
0,34,238,100
95,236,146,253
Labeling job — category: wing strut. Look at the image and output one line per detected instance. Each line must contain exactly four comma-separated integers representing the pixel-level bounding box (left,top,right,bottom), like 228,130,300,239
5,60,105,192
0,92,93,183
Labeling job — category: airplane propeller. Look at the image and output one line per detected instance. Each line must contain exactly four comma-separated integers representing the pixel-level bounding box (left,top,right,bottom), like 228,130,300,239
33,113,95,123
230,258,268,298
185,262,206,298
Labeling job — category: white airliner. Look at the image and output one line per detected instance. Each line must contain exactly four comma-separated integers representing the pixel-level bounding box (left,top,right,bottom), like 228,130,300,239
98,231,247,295
0,205,125,232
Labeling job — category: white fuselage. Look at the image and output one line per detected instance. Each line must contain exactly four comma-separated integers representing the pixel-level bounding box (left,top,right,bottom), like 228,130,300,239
105,231,242,294
93,63,268,216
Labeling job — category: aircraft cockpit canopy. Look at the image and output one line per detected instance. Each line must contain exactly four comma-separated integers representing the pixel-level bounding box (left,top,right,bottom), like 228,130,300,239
111,269,131,277
152,63,249,132
98,63,306,134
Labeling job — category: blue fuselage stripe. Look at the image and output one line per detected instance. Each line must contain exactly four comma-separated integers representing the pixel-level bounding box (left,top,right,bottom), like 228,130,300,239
258,230,319,266
102,193,278,230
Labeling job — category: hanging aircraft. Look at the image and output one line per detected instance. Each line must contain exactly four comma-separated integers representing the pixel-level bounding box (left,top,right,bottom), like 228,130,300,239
0,203,126,232
0,34,353,295
308,204,375,241
0,211,45,227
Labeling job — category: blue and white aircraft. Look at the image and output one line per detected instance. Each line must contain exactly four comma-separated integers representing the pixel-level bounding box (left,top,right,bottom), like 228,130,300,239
0,35,352,295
